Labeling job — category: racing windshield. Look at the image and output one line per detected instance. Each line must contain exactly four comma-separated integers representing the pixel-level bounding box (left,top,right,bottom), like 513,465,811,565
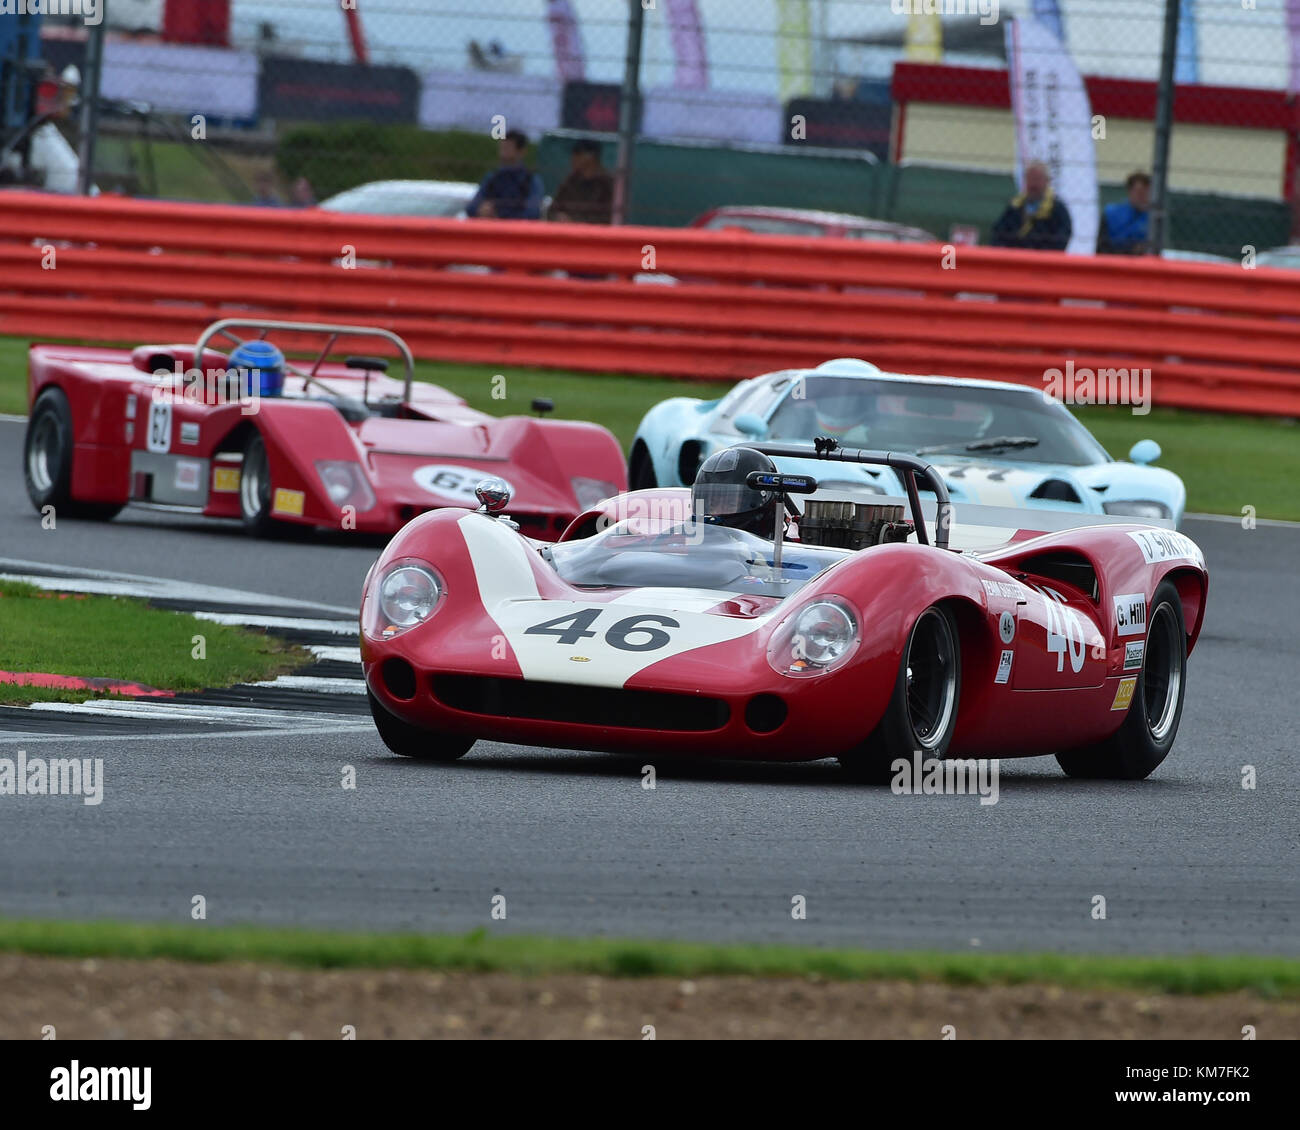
763,377,1109,466
545,521,850,599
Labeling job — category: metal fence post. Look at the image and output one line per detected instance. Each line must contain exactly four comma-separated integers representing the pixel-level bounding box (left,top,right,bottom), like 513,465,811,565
612,0,646,226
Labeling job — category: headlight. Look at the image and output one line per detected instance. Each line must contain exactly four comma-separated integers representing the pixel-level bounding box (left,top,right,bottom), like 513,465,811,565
315,460,377,512
364,562,444,639
1103,500,1170,520
571,477,618,510
767,597,859,678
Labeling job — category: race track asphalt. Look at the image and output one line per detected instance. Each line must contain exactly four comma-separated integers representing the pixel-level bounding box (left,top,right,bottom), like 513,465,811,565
1,419,1297,955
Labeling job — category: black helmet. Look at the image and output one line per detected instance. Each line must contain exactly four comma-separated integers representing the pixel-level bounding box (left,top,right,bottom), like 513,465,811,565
692,447,779,537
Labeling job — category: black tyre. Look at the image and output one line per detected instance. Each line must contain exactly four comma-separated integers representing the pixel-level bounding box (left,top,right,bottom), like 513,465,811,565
628,441,657,490
238,430,285,537
1056,580,1186,780
368,690,475,762
840,604,962,783
24,387,122,521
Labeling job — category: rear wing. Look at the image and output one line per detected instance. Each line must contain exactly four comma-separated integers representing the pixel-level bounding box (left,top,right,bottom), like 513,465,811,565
194,318,417,403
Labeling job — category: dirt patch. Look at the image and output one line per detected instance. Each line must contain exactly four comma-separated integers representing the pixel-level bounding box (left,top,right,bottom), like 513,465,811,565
2,953,1295,1039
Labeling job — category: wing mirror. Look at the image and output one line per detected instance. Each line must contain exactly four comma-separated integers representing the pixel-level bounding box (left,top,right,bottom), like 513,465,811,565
474,478,512,514
734,413,767,438
1128,439,1161,465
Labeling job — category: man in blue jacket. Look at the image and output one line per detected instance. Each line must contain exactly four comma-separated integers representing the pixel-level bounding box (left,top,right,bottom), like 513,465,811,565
467,130,545,220
1097,171,1151,254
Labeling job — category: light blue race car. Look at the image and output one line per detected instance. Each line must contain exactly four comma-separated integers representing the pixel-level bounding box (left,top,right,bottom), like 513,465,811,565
629,359,1186,526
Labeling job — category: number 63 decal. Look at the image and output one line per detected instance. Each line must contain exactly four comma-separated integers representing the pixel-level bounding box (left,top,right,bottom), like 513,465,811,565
525,608,679,652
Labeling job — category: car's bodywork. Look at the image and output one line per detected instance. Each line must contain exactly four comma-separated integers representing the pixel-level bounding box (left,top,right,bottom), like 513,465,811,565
630,359,1187,526
23,318,626,539
362,444,1207,776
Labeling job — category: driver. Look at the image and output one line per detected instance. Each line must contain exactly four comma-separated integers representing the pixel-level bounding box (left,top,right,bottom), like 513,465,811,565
692,447,780,537
228,340,287,399
693,448,828,590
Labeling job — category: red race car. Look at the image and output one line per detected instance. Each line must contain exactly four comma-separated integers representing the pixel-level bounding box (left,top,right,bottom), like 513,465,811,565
23,318,626,539
361,441,1208,781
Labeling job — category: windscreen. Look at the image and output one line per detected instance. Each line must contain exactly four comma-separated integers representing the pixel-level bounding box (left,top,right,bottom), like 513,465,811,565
546,521,849,600
764,377,1109,466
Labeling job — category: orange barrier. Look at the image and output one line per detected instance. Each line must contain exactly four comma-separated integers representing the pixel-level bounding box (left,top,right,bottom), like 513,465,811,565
2,191,1299,416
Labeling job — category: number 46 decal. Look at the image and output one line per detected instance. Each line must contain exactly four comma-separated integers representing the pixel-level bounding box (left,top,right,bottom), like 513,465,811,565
525,608,679,653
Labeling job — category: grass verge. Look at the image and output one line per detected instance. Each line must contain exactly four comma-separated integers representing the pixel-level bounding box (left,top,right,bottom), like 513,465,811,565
0,919,1295,998
0,581,306,705
2,337,1295,520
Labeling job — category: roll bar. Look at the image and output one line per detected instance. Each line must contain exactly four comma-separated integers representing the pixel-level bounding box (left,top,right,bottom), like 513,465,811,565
739,439,955,551
194,319,417,403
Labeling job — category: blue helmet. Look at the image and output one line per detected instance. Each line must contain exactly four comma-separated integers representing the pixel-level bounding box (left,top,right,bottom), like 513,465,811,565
228,340,286,398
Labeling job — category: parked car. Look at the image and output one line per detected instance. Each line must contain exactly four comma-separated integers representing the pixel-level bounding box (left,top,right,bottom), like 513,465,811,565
690,206,937,243
319,180,478,219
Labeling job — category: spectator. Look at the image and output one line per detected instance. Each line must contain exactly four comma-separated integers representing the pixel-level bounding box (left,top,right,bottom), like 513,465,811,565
290,176,316,207
252,170,282,207
991,161,1072,251
1097,171,1151,254
550,139,614,225
467,130,545,220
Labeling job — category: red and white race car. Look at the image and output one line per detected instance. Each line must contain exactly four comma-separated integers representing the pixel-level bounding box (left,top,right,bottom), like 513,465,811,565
22,318,626,539
361,440,1208,781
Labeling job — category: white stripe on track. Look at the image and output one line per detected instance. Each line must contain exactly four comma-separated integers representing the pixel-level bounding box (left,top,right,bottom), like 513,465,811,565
251,675,367,695
1184,512,1300,529
26,700,351,729
0,724,374,745
0,558,357,616
192,611,356,635
308,645,362,663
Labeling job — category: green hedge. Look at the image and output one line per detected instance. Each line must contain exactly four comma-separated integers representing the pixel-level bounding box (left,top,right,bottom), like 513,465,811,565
276,124,497,201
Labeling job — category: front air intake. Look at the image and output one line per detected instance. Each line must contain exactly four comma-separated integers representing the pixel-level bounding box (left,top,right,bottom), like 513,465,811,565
432,676,730,732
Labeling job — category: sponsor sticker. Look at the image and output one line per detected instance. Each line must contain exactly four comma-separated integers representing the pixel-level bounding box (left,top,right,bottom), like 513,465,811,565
995,649,1014,684
1113,592,1147,637
413,464,513,505
174,460,202,492
1124,640,1145,670
213,467,241,493
1111,676,1137,711
180,422,200,446
982,578,1022,600
998,610,1016,644
273,488,305,517
1128,529,1202,567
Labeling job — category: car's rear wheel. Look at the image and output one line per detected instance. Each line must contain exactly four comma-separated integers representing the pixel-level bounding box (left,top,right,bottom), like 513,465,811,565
1056,580,1186,780
840,603,961,783
238,431,285,537
368,690,475,762
24,387,122,521
628,441,657,490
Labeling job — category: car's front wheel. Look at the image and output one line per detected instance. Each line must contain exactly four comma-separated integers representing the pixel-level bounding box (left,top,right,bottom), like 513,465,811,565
238,431,286,537
24,387,122,521
1056,580,1186,780
368,690,475,762
840,603,962,783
